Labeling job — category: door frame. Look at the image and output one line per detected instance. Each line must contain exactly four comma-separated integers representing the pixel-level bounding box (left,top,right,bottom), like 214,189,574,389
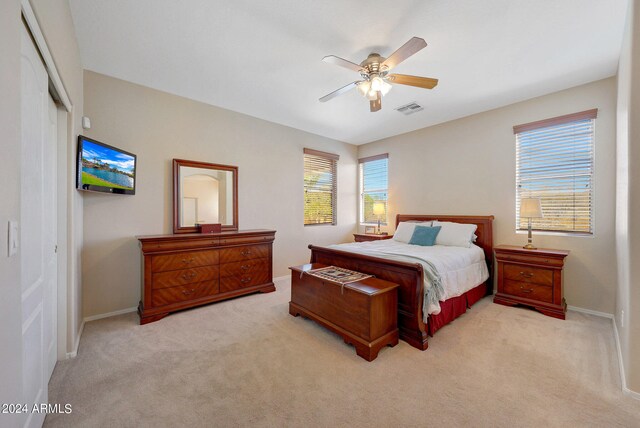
21,0,74,360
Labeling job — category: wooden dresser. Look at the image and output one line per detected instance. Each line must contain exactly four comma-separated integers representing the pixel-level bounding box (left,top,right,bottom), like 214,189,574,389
493,245,569,319
137,230,276,324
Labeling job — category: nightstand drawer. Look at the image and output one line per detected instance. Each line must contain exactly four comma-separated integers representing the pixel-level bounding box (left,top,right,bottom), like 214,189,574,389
496,252,564,268
503,280,552,303
503,263,553,287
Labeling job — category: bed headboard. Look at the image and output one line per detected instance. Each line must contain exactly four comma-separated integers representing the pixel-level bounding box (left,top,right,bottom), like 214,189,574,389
395,214,495,266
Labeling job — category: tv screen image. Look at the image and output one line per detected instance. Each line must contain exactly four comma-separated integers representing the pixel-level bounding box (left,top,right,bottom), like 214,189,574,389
77,136,136,195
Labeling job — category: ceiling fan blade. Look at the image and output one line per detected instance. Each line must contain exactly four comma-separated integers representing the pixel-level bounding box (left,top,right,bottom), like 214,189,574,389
387,74,438,89
319,81,361,102
382,37,427,71
369,91,382,112
322,55,364,72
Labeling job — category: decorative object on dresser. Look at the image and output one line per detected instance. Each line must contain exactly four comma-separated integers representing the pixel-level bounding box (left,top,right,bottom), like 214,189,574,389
519,198,543,249
493,245,569,319
173,159,238,233
137,230,276,324
289,263,399,361
197,223,222,234
372,201,385,234
353,233,392,242
311,214,494,350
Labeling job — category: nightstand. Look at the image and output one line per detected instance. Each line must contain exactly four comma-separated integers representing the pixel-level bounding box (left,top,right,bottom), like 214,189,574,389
353,233,393,243
493,245,570,319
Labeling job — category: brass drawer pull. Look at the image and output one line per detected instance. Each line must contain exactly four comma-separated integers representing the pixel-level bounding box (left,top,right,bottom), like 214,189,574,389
241,250,252,257
241,277,252,284
240,265,250,271
519,272,534,278
181,272,197,280
182,288,196,295
519,286,533,293
182,257,195,264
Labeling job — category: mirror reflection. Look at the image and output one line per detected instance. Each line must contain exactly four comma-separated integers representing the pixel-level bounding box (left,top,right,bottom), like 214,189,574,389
173,159,238,233
179,166,234,227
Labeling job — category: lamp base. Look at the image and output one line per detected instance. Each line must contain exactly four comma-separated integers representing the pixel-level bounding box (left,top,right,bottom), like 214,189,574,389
523,243,537,250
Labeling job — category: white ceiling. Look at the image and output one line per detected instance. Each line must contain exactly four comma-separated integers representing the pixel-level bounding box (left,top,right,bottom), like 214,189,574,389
69,0,628,145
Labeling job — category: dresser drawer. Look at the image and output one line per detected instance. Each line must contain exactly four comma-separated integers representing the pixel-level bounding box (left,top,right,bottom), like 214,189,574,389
220,269,270,293
219,244,269,263
144,238,220,252
151,250,218,273
502,280,552,303
219,235,273,246
503,263,553,287
152,266,219,289
151,280,219,307
220,258,269,278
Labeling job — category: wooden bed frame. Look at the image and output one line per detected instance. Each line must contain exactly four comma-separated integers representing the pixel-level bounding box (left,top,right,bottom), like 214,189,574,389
308,214,494,351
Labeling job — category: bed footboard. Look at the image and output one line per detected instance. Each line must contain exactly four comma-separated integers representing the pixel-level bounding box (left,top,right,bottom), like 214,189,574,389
309,245,429,350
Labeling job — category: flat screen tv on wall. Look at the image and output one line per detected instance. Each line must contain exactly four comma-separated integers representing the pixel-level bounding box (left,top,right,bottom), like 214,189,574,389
76,135,136,195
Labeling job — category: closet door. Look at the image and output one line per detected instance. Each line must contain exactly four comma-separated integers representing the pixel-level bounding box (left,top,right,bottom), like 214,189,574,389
21,22,58,428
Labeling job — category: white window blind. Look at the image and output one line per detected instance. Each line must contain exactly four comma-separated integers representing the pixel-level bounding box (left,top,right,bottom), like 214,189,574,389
515,109,597,235
304,148,339,226
359,154,388,224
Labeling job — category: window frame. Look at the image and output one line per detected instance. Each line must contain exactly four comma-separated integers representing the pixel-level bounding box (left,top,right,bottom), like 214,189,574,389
303,148,339,226
359,153,389,226
514,109,597,236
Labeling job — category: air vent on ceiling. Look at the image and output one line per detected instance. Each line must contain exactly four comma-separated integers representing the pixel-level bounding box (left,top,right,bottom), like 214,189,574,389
395,102,423,115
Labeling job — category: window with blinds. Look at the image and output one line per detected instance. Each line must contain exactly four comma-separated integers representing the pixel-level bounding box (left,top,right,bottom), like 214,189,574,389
304,148,339,226
514,109,597,235
359,154,388,224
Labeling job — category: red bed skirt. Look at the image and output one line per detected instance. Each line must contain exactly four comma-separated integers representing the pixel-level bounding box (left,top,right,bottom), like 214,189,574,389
427,282,488,336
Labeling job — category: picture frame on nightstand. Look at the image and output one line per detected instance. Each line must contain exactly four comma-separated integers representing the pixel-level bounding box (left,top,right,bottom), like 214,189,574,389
364,226,376,234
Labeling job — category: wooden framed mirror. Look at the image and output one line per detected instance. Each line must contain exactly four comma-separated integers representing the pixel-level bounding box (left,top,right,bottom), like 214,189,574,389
173,159,238,233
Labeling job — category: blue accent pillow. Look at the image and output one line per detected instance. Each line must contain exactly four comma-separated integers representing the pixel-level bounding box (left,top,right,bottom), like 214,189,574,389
409,225,441,246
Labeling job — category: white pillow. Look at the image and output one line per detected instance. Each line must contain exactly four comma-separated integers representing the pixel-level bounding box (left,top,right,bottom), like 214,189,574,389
432,221,478,248
393,221,431,243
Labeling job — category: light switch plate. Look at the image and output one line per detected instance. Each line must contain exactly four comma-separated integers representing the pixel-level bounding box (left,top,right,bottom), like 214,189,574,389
8,221,18,257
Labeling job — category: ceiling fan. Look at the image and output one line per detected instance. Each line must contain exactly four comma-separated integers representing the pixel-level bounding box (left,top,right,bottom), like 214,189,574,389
319,37,438,112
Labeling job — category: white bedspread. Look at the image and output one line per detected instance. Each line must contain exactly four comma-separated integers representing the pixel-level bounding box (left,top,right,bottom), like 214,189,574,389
327,240,489,319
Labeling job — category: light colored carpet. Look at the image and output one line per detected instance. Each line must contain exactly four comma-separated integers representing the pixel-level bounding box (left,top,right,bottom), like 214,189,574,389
46,278,640,427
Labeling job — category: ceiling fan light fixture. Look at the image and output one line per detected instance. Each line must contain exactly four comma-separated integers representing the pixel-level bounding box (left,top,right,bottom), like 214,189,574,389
368,76,392,98
370,76,383,92
379,79,392,96
356,81,370,97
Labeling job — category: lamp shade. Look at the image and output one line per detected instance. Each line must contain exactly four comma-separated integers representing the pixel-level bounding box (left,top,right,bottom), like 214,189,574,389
520,198,543,218
372,202,385,216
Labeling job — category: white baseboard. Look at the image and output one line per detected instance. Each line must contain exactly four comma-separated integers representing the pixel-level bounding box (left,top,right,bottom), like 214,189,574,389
66,320,84,359
273,274,290,283
83,306,138,323
65,306,138,359
567,305,613,319
568,306,640,398
612,318,640,400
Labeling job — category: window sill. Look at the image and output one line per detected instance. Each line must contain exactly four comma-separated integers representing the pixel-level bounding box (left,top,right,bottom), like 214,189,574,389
515,230,593,238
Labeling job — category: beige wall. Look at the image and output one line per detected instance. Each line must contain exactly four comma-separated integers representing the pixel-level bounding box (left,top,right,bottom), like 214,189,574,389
616,0,640,394
82,70,357,318
358,78,618,315
0,0,25,421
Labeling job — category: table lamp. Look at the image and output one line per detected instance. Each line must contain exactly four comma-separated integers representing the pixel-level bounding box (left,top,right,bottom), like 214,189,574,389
372,202,385,235
520,198,543,249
